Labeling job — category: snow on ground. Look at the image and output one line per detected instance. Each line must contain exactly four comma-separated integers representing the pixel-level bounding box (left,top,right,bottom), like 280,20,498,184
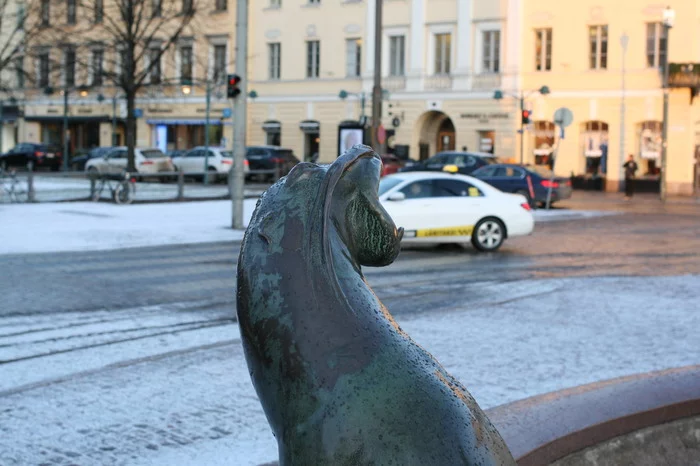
0,199,614,255
0,200,259,255
0,275,697,466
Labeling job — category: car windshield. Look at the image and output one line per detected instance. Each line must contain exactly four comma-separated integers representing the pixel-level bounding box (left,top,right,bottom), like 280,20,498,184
142,149,167,159
221,151,233,158
527,165,555,178
378,177,404,196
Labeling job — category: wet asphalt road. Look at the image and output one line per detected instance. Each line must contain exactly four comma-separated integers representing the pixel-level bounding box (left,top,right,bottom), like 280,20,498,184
2,202,699,319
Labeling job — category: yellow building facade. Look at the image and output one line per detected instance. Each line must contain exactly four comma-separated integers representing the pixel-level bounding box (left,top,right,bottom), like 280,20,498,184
247,0,700,195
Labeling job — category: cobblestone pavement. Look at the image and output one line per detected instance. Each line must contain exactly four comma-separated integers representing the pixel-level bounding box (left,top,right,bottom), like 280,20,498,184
1,202,699,465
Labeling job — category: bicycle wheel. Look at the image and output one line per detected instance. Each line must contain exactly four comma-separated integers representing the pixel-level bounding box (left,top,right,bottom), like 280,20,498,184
114,181,135,205
10,180,27,203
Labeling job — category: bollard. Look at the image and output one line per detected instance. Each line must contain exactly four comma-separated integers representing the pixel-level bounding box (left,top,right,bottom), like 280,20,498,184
90,177,96,200
275,163,281,181
27,167,35,203
177,169,185,201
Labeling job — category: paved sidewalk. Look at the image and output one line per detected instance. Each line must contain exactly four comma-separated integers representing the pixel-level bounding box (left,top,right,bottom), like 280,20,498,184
557,191,700,214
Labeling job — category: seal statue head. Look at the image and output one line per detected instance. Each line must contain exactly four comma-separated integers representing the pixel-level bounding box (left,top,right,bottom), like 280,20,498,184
237,144,515,466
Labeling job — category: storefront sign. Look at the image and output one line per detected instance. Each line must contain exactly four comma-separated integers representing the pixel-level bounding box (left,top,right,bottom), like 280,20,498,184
459,112,510,123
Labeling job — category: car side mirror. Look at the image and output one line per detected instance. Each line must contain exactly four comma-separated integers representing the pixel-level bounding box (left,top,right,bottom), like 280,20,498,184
387,191,406,202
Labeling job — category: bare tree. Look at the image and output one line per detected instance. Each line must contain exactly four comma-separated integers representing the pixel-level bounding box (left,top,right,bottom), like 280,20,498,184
44,0,201,170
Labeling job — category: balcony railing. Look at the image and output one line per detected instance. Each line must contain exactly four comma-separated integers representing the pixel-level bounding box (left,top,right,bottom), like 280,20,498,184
424,74,453,90
471,73,502,91
383,76,406,91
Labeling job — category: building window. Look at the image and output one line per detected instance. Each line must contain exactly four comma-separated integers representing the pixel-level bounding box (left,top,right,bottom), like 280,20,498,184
94,0,103,23
389,35,405,76
308,0,319,4
180,45,193,84
638,121,662,176
182,0,193,14
152,0,162,17
646,23,667,69
64,48,76,87
270,0,280,7
589,25,608,70
268,42,281,80
15,57,24,89
213,44,226,82
41,0,50,26
306,40,320,78
39,52,50,88
346,38,361,77
482,30,500,73
533,121,555,166
215,0,226,11
149,48,162,84
67,0,76,24
535,28,552,71
434,33,451,75
92,50,104,86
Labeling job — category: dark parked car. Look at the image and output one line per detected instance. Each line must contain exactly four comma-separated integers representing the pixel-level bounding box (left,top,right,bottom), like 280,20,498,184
245,146,300,181
0,143,63,171
470,163,573,207
70,147,113,171
399,151,498,175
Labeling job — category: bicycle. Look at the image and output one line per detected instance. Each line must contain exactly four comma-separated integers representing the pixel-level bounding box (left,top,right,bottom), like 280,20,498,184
90,171,136,205
0,167,28,203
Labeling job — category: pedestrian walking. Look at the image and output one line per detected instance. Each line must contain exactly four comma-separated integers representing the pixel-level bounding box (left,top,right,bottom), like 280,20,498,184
622,154,638,200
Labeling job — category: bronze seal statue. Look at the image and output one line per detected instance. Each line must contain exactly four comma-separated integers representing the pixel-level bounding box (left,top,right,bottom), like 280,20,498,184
237,145,515,465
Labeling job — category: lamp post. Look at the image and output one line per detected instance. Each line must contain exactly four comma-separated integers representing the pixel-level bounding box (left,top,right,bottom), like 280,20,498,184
660,5,675,202
493,85,550,164
338,90,367,122
620,32,629,192
56,85,90,171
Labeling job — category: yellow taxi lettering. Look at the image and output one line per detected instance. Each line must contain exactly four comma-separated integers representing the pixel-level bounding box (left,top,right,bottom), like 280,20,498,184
415,226,474,237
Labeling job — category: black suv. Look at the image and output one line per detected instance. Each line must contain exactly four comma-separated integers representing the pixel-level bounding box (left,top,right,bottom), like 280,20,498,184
399,151,498,175
0,143,63,171
70,147,113,171
246,146,300,181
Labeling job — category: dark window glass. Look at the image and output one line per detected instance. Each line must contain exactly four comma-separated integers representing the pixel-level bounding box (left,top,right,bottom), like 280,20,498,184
400,180,434,199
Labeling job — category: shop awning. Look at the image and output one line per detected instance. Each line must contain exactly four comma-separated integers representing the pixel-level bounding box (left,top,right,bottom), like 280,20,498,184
263,120,281,132
300,120,320,133
147,119,226,125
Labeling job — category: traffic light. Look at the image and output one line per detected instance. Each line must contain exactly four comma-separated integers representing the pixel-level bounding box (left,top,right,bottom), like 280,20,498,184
227,74,241,98
521,109,532,125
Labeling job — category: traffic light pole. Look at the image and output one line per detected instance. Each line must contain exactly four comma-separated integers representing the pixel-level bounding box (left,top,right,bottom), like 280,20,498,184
203,81,211,185
230,0,248,229
519,94,524,165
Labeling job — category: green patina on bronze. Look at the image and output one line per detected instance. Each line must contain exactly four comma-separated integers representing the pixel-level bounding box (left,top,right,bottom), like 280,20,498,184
237,144,516,465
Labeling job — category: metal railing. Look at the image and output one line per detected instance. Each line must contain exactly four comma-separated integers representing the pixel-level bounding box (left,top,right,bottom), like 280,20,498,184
0,166,283,204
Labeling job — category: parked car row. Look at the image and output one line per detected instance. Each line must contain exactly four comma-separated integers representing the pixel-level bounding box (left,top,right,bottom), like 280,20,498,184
0,143,63,171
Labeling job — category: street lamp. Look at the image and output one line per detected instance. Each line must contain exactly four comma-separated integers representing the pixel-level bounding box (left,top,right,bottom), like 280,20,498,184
339,89,367,124
660,5,675,201
620,32,629,192
493,85,550,164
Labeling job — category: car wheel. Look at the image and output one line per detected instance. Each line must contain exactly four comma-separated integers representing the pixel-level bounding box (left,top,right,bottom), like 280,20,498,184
207,167,219,183
87,167,99,178
472,217,506,252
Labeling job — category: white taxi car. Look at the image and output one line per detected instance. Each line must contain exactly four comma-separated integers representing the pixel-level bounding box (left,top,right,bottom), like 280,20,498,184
379,171,534,251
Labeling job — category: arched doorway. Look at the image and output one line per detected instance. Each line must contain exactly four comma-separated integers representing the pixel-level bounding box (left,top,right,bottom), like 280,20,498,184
414,110,456,160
